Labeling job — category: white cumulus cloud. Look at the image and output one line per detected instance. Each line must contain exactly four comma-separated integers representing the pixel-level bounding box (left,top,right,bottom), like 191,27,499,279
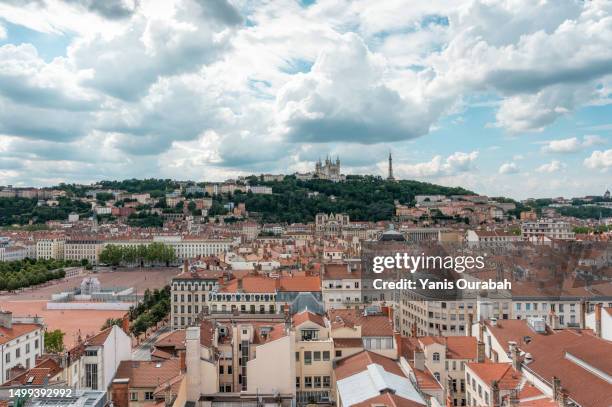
394,151,479,178
536,160,566,173
498,162,519,174
584,149,612,171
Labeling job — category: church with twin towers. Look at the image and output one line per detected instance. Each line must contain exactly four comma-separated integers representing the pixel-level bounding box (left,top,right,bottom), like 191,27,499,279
312,153,395,182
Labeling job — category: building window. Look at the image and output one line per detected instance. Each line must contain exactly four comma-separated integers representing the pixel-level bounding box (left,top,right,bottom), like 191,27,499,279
304,377,312,388
314,376,322,388
335,350,342,357
130,393,138,401
34,339,39,349
301,329,319,341
5,354,9,363
85,363,98,389
15,348,20,358
145,392,154,400
323,351,330,361
323,376,331,387
314,351,321,361
304,351,312,365
85,350,97,357
433,352,440,362
295,352,300,361
219,365,224,374
296,377,300,388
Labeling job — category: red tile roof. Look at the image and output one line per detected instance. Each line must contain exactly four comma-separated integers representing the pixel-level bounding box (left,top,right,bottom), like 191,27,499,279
0,323,42,345
328,309,394,336
352,392,425,407
292,310,325,328
466,363,521,390
115,359,181,388
335,350,405,381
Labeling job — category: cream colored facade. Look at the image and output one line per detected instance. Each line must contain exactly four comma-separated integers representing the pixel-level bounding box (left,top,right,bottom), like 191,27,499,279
322,277,361,310
294,318,334,404
171,276,220,329
399,294,477,337
64,239,103,264
36,238,65,259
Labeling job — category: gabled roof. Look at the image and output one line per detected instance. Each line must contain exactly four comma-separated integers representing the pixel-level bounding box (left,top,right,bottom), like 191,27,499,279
335,350,405,381
466,363,521,390
352,392,425,407
292,310,325,328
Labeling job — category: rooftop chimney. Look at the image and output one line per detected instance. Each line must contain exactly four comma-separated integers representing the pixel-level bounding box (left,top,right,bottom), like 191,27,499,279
579,299,587,329
467,313,473,337
557,388,568,407
477,341,485,363
552,377,561,401
595,303,602,338
183,259,189,274
510,343,521,371
179,350,186,372
413,350,425,371
0,310,13,329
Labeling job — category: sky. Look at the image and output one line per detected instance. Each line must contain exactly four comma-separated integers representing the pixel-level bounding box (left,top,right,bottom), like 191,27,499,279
0,0,611,199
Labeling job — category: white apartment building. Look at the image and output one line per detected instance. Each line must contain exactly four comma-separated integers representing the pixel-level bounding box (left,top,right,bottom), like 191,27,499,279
466,230,521,244
0,245,35,262
108,236,235,262
66,325,131,391
321,263,362,310
520,220,575,240
0,311,45,383
247,186,273,195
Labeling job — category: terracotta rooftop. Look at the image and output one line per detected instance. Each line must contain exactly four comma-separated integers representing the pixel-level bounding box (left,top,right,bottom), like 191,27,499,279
292,310,325,328
418,336,477,360
328,309,394,336
467,362,522,390
520,330,612,407
352,392,425,407
335,350,405,381
115,359,181,389
323,263,362,279
0,323,42,345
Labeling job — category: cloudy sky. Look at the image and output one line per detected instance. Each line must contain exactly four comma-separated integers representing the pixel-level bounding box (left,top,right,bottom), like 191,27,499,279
0,0,611,199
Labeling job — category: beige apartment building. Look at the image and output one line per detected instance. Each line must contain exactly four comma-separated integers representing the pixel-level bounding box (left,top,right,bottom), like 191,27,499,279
182,319,295,407
328,308,397,360
293,311,334,405
64,238,103,264
36,237,65,259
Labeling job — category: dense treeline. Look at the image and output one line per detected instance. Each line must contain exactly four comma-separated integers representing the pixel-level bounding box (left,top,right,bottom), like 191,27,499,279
99,243,176,266
231,175,473,223
558,205,612,219
127,212,164,228
0,259,76,291
0,197,91,226
129,287,171,336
